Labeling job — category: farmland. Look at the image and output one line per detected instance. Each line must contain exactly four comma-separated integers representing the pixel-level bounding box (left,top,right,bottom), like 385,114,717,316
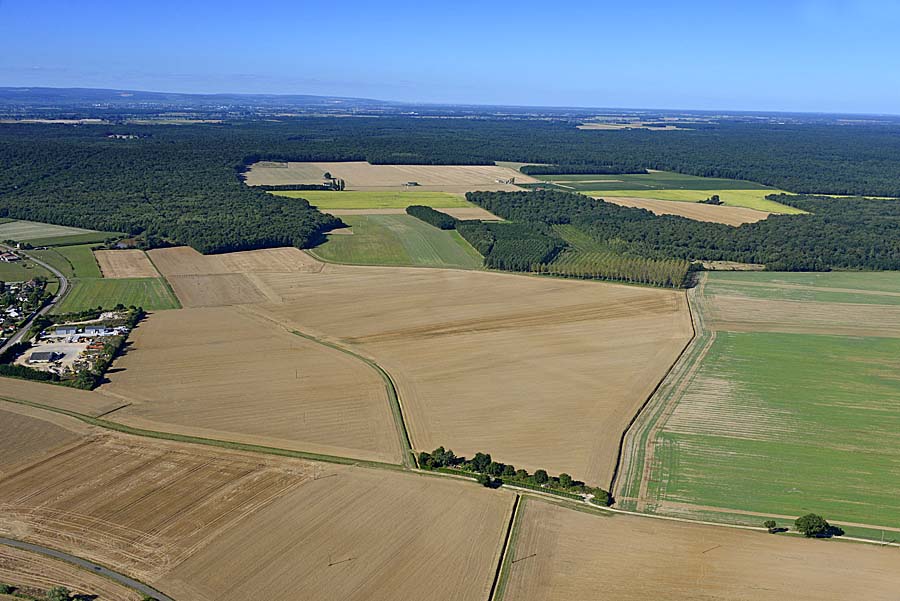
245,160,538,192
271,190,472,209
0,545,142,601
0,220,102,243
324,206,502,220
94,249,160,278
500,499,900,601
243,264,692,485
0,257,53,282
0,404,514,601
617,271,900,535
310,214,483,268
30,244,102,278
103,305,404,464
600,196,770,225
590,189,804,213
51,277,180,313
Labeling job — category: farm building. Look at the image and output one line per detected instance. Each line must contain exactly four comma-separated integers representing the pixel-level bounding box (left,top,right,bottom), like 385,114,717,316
52,326,79,336
0,252,20,262
28,351,61,363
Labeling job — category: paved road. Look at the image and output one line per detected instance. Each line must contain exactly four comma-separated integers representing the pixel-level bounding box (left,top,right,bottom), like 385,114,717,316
0,537,174,600
0,243,69,355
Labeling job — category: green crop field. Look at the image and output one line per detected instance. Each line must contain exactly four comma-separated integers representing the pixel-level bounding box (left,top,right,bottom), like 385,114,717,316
310,214,482,269
52,277,181,313
30,244,102,279
646,331,900,528
0,219,101,242
270,190,472,209
618,271,900,534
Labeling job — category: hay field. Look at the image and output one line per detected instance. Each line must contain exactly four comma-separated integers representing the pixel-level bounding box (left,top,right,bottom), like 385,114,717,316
95,249,159,278
501,500,900,601
618,271,900,533
245,160,538,192
30,244,102,279
103,305,403,464
0,433,317,582
147,247,322,307
160,467,513,601
245,265,692,486
0,545,142,601
600,196,770,225
324,206,502,220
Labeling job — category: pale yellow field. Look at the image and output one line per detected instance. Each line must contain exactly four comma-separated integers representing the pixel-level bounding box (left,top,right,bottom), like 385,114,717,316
323,206,503,220
0,545,142,601
103,305,403,464
502,500,900,601
94,249,159,278
244,265,692,486
0,377,123,416
0,404,92,476
243,160,539,192
0,433,317,582
147,247,322,307
601,196,770,225
160,469,514,601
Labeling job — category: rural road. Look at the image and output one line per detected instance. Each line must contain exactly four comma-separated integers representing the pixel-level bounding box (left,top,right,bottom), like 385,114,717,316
0,537,174,601
0,243,69,355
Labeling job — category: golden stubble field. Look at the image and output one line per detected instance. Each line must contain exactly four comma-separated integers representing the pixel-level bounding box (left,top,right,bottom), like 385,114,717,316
94,249,160,278
599,196,770,226
103,305,403,464
0,545,142,601
245,265,692,486
0,407,514,601
243,160,539,192
502,500,900,601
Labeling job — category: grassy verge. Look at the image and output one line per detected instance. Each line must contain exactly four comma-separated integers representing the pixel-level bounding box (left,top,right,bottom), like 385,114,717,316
491,495,523,601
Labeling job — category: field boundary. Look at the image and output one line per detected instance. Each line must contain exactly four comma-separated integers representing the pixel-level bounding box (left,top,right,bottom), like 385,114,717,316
489,494,521,601
607,285,698,496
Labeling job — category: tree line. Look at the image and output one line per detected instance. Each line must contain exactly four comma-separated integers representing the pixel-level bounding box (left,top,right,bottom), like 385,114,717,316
405,205,458,229
418,446,610,505
467,189,900,271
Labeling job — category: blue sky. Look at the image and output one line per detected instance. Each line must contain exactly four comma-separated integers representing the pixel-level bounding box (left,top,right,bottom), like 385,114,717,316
1,0,899,113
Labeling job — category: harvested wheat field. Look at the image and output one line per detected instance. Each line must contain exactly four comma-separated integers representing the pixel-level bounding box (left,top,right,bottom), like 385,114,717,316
324,206,502,220
102,305,402,464
0,403,93,477
159,468,514,601
501,500,900,601
0,545,142,601
0,377,122,416
0,433,317,583
94,249,159,278
243,160,538,192
147,246,322,307
600,196,770,225
246,265,692,486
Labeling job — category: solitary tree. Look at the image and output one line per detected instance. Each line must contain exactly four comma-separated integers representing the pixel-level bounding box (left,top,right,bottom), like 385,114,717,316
323,171,333,180
534,469,549,485
558,473,573,488
795,513,830,537
472,452,492,473
763,520,777,533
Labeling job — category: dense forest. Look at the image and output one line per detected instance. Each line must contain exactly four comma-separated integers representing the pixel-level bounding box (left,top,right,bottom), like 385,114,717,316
2,117,900,255
467,190,900,271
519,164,648,175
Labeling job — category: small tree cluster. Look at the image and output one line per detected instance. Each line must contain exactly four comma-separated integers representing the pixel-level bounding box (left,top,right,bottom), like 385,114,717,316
417,447,610,504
